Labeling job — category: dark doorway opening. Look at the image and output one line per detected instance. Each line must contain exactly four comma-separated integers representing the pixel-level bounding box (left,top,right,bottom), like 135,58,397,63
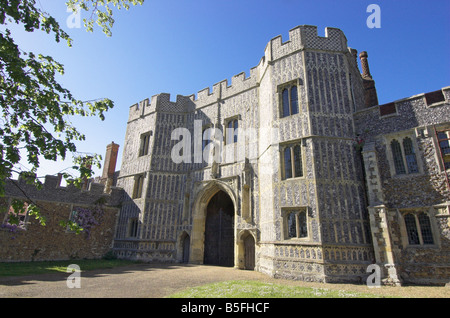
204,191,234,267
182,234,190,263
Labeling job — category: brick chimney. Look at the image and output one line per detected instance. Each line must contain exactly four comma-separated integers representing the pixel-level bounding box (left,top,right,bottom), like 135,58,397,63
102,142,119,192
359,51,379,107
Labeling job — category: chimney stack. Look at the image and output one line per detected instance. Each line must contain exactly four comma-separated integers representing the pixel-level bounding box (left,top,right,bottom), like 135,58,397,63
359,51,379,107
359,51,372,79
102,142,119,192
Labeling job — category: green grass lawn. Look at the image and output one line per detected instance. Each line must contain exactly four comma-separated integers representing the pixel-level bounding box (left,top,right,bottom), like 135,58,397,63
168,280,389,298
0,259,138,277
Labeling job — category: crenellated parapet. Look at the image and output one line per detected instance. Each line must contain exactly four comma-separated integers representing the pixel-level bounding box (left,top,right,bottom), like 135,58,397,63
127,93,197,122
5,173,123,207
127,25,350,117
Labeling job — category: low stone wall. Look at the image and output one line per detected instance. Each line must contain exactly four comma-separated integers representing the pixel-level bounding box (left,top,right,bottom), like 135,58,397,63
0,176,121,262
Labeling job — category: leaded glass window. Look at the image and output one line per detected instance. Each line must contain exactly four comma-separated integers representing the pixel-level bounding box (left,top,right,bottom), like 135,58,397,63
403,137,419,173
288,212,297,238
280,84,299,118
284,147,292,179
282,143,303,180
282,88,290,118
284,209,308,239
404,214,419,245
298,211,307,238
391,139,406,174
293,145,303,178
290,86,299,115
418,213,434,245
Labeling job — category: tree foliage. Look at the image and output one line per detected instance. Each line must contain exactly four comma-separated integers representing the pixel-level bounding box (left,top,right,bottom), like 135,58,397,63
0,0,143,227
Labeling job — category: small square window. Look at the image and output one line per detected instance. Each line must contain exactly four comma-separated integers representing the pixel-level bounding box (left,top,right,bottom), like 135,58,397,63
402,212,435,246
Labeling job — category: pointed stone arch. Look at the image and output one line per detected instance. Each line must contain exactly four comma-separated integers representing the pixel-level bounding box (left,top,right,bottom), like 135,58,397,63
237,229,257,270
176,231,191,263
190,179,238,265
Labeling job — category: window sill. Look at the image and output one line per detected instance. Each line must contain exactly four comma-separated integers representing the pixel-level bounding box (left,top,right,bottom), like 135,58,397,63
405,244,439,249
282,237,310,243
282,176,306,182
279,113,302,120
391,172,423,179
426,101,447,108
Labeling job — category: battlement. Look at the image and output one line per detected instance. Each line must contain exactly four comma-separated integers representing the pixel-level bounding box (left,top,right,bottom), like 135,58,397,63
127,25,349,116
128,93,196,121
5,173,123,207
265,25,347,62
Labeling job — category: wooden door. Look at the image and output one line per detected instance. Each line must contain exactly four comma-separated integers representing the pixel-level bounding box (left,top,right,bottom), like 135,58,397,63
244,234,255,270
204,191,234,267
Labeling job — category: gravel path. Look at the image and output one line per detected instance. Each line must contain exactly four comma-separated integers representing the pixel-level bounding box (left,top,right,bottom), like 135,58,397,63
0,263,448,298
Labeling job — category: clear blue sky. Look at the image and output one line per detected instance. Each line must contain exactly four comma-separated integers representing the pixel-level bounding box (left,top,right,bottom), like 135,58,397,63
7,0,450,179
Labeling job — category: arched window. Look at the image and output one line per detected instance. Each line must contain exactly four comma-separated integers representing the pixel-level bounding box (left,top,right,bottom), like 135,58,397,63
139,132,151,156
226,119,238,144
133,174,144,199
403,137,418,173
404,213,419,245
418,213,434,245
391,139,406,174
280,84,299,117
284,209,308,239
282,143,304,180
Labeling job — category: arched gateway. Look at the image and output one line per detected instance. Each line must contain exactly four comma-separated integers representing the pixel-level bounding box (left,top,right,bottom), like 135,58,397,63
204,191,234,266
189,180,238,266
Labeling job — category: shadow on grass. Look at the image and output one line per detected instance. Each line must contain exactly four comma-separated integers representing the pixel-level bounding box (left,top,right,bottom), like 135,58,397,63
0,261,199,286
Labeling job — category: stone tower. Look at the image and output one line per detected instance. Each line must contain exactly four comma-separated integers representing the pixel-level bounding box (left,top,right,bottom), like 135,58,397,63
113,25,376,283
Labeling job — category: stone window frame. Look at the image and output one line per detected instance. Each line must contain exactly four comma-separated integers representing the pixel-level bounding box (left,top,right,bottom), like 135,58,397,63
280,140,305,180
222,115,242,164
224,115,240,145
132,173,145,199
278,79,300,118
281,207,309,241
127,217,139,238
1,199,30,231
138,131,152,157
398,208,439,248
384,132,423,177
